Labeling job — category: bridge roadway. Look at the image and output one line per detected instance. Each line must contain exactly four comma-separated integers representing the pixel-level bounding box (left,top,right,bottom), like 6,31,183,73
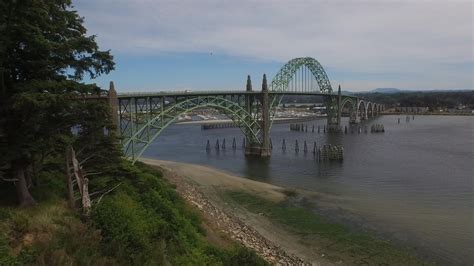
117,90,356,99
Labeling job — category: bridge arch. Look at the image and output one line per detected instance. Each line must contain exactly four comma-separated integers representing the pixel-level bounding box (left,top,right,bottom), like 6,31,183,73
366,102,373,118
121,96,261,162
270,57,333,94
268,57,334,125
357,100,366,119
340,97,356,114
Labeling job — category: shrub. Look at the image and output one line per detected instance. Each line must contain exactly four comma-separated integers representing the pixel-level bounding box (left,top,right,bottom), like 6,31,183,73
91,163,269,265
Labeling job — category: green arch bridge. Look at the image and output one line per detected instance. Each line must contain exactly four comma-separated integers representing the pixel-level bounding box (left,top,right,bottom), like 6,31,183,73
103,57,383,162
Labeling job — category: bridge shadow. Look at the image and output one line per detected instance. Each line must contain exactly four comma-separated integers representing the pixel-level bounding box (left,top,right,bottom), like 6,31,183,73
242,155,271,181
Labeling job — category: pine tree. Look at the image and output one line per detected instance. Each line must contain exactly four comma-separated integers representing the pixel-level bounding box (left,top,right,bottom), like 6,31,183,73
0,0,115,206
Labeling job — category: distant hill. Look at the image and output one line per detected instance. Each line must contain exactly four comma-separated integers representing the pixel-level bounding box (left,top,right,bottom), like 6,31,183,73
341,90,355,95
362,88,471,94
371,88,402,93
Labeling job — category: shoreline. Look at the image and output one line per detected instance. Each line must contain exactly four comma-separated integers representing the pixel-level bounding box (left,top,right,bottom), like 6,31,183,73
140,158,424,265
140,158,310,264
381,112,473,116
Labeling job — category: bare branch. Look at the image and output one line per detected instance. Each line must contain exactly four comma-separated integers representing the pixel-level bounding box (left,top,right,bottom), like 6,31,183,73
76,145,89,157
79,154,96,165
89,190,103,198
1,177,18,182
83,171,103,178
96,183,122,205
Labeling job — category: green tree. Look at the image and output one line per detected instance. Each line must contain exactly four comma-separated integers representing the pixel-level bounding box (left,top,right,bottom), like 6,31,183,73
0,0,115,206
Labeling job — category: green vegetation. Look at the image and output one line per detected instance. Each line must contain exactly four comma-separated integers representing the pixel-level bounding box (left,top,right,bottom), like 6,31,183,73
355,91,474,109
0,163,268,265
226,190,425,265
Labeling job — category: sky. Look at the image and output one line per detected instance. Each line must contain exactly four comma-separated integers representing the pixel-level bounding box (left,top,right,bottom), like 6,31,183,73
74,0,473,92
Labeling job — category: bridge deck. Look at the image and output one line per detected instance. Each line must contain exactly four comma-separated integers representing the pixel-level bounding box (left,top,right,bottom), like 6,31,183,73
117,91,357,99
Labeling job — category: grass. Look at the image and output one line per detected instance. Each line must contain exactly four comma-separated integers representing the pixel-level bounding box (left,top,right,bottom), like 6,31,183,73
0,202,116,265
226,190,427,265
0,161,269,265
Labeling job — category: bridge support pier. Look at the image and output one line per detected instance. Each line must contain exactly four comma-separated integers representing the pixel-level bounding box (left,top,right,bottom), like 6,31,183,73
327,85,342,133
245,74,271,157
108,81,119,130
349,111,360,124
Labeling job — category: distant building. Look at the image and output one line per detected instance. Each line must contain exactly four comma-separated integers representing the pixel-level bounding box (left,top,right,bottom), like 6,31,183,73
447,108,472,114
447,104,472,114
396,107,429,113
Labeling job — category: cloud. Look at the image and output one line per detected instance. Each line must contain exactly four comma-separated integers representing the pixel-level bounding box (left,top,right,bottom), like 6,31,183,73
74,0,473,90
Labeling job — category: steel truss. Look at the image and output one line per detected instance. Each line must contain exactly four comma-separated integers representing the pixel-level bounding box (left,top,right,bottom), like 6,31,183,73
119,95,262,162
268,57,336,126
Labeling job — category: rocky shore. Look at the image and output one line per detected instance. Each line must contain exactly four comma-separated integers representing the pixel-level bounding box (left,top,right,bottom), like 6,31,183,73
153,164,307,265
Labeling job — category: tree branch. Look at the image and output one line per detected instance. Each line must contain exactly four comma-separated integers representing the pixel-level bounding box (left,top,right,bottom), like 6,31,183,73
79,153,96,165
1,177,18,182
83,171,102,178
96,183,122,205
76,145,90,157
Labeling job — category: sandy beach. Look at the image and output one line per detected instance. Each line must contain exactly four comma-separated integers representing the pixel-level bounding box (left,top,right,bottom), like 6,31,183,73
140,158,334,265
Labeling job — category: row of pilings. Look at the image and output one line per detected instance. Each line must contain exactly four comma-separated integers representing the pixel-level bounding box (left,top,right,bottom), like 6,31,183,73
205,138,343,161
371,124,385,133
290,123,325,133
206,137,242,151
290,123,385,134
398,115,415,124
201,122,237,130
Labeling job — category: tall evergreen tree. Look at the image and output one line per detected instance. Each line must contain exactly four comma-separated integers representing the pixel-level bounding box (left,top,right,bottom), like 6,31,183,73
0,0,115,206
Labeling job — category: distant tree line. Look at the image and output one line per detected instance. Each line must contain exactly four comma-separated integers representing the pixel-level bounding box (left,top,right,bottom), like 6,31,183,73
354,91,474,108
279,91,474,109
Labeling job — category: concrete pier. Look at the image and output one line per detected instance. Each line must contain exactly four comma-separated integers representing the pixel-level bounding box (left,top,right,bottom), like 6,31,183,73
245,74,272,157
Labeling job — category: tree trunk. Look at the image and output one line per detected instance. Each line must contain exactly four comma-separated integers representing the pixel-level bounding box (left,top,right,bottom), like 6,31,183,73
82,178,91,216
70,147,83,196
25,169,32,189
14,160,36,207
66,148,75,208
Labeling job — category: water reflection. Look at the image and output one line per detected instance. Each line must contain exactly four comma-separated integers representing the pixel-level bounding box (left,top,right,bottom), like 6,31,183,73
243,156,271,182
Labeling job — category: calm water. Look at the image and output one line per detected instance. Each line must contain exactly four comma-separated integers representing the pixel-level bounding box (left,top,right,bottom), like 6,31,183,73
143,115,474,264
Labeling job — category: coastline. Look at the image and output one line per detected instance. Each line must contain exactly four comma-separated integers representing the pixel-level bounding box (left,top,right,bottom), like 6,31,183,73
140,158,311,264
140,158,424,265
381,112,473,116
